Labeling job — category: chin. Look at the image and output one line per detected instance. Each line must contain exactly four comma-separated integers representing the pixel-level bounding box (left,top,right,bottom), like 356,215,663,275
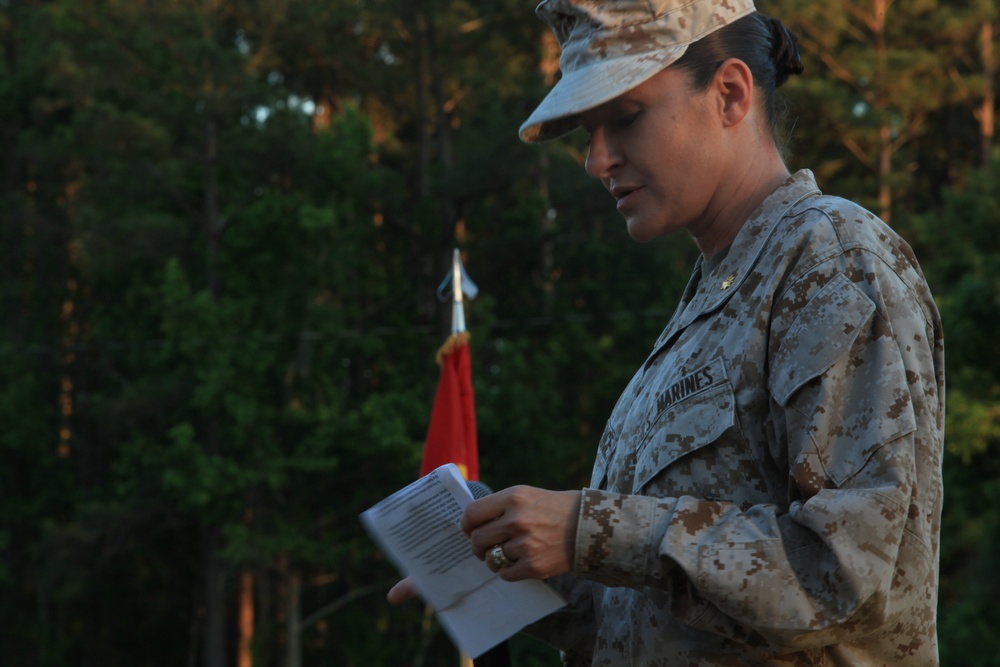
624,221,662,244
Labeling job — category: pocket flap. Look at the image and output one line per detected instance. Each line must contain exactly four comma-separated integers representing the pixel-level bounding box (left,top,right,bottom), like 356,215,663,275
634,360,735,493
769,273,875,406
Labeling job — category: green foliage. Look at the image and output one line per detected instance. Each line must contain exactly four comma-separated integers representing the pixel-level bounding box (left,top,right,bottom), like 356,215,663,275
944,391,1000,463
913,160,1000,665
773,0,992,225
0,0,995,665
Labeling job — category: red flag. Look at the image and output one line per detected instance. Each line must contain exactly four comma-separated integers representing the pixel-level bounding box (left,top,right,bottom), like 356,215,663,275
420,332,479,481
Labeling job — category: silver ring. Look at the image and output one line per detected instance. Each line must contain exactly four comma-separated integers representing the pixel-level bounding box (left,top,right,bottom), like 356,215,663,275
489,543,512,568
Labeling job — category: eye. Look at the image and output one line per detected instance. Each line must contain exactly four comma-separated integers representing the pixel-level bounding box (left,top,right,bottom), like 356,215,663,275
615,111,640,129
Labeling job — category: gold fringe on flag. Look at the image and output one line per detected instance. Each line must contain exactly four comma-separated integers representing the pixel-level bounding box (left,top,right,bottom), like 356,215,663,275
435,331,470,366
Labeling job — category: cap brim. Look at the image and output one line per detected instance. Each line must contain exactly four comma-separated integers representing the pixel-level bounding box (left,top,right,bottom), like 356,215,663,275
518,45,687,143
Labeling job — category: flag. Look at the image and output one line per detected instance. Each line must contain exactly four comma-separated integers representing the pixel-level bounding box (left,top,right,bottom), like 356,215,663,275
420,331,479,481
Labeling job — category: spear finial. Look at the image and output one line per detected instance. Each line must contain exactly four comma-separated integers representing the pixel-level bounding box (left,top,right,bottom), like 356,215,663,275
437,249,479,333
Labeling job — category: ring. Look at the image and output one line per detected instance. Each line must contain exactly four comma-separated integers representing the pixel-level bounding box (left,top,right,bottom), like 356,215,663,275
489,543,512,569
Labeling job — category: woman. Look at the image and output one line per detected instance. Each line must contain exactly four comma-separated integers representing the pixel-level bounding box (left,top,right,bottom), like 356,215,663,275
392,1,945,665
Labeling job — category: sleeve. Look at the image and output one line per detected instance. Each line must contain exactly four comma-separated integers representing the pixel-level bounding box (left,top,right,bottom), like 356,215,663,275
571,264,943,653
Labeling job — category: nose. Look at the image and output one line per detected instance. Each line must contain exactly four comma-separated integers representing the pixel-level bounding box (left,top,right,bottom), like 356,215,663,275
584,127,620,180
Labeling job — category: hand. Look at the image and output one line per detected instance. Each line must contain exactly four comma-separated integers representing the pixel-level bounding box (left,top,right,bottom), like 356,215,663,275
387,577,419,605
460,486,582,582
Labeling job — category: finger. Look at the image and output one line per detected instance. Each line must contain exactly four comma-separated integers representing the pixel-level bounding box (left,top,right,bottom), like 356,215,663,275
466,508,513,560
494,548,533,583
497,562,526,582
386,578,419,605
494,540,555,583
469,524,510,560
484,541,517,573
460,493,507,535
484,548,501,573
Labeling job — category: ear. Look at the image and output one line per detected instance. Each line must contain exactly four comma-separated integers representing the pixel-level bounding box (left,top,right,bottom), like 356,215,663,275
712,58,754,128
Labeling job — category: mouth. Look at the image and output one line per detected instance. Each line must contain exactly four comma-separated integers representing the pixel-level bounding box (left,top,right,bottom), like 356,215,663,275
611,185,642,210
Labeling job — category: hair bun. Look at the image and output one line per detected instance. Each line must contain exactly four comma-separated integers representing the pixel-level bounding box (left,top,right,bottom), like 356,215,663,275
767,17,804,87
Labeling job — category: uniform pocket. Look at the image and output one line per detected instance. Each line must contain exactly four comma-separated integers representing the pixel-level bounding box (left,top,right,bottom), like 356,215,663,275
633,358,749,496
769,272,916,486
769,272,875,407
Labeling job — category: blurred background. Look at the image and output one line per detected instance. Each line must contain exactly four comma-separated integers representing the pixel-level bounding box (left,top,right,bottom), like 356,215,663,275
1,0,997,665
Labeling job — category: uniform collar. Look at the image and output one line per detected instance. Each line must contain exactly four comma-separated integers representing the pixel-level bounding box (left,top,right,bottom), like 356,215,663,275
647,170,822,360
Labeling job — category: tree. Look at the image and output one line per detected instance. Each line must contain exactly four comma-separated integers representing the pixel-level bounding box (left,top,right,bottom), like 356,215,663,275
914,160,1000,666
775,0,990,224
1,1,996,664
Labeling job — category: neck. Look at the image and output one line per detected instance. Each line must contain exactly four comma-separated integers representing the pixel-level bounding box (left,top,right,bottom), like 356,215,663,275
695,149,790,259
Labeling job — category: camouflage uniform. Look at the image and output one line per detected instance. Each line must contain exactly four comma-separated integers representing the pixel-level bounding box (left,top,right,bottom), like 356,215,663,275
528,170,945,666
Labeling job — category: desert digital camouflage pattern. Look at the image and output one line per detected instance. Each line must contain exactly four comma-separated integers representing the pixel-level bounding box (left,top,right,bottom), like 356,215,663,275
519,0,756,143
527,171,945,665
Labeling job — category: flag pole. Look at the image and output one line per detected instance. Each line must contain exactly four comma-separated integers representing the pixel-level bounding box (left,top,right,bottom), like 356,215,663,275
451,248,467,334
446,249,476,667
427,249,481,667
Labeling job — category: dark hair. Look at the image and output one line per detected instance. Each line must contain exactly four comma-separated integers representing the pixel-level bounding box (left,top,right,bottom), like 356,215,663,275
673,13,804,151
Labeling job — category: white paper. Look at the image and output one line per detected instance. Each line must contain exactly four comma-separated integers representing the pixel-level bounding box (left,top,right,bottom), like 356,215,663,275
360,463,566,658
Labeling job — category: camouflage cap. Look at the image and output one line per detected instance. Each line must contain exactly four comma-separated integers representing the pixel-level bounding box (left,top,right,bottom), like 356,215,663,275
519,0,756,143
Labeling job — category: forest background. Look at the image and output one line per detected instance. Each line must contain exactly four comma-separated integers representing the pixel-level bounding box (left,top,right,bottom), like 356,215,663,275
1,0,998,665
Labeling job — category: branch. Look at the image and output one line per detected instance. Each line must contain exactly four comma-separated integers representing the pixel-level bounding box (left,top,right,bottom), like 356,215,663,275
819,52,874,105
843,2,876,34
838,130,877,171
799,8,865,44
888,110,928,153
948,66,972,96
245,0,290,75
299,579,395,632
844,0,893,34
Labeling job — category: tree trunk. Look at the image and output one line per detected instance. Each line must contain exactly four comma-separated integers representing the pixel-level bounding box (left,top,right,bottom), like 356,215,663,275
238,571,254,667
873,0,892,223
201,524,227,667
427,11,458,252
426,11,463,336
416,14,432,199
539,30,559,315
205,117,222,300
878,124,893,223
257,567,274,666
285,572,302,667
201,96,227,665
188,582,201,667
981,20,995,168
